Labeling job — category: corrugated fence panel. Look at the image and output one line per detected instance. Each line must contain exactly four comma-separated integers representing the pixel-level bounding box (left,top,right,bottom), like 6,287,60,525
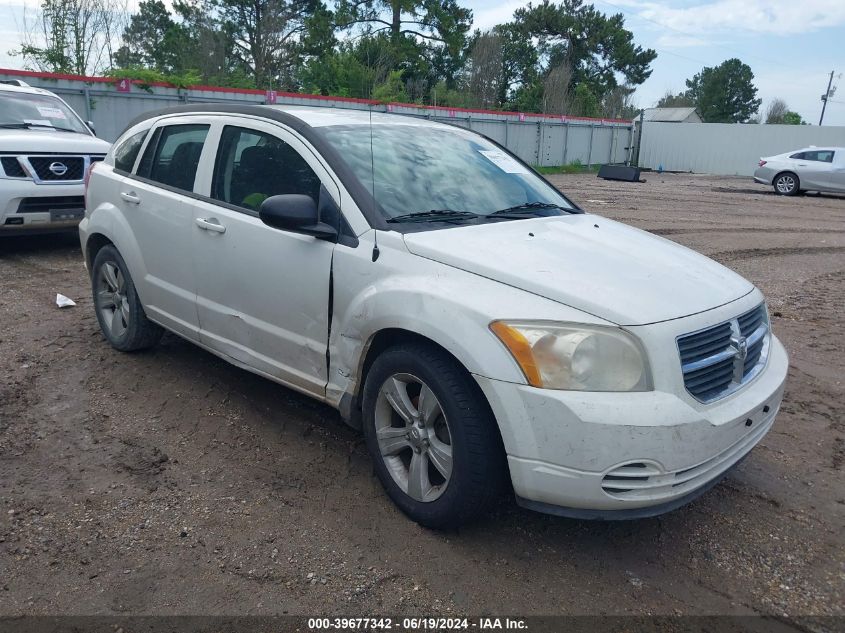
1,70,632,167
640,122,845,176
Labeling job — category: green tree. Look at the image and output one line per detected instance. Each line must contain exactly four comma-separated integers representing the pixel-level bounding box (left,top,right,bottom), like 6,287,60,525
765,98,806,125
18,0,126,75
213,0,326,88
655,90,695,108
335,0,473,97
114,0,182,71
685,58,761,123
336,0,471,52
782,111,806,125
510,0,656,104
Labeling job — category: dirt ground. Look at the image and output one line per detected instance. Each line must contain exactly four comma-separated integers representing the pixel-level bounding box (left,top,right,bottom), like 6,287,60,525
1,173,843,619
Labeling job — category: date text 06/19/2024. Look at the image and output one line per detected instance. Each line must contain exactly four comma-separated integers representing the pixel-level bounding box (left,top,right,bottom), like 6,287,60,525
307,617,528,630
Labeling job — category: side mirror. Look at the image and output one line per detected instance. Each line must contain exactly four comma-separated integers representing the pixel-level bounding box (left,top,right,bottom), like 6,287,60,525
86,120,96,136
259,194,338,240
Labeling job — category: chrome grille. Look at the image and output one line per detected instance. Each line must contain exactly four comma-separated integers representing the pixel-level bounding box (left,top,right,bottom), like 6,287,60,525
28,155,84,181
1,156,26,177
677,304,769,403
0,154,105,183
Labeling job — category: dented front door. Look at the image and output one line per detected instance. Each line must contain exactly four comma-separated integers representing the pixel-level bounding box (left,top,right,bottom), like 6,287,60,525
190,119,339,398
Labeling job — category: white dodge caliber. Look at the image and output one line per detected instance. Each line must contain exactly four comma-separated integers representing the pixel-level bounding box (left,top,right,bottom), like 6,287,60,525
80,105,788,528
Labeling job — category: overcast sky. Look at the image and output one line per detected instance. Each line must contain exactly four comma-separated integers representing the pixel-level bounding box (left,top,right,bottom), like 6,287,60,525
1,0,843,125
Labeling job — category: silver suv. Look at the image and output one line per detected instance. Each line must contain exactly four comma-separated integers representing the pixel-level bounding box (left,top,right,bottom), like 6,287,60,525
0,81,110,234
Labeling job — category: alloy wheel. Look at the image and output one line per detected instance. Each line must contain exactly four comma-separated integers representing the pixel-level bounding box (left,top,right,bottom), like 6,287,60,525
776,174,796,194
96,260,130,337
374,373,453,502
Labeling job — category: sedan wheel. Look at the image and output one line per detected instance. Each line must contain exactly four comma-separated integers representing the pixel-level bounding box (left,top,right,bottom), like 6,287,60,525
774,173,799,196
375,373,453,503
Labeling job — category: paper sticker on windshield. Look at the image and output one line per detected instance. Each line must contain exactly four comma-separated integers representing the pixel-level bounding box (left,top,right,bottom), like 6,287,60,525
479,150,530,174
24,119,53,127
36,106,67,119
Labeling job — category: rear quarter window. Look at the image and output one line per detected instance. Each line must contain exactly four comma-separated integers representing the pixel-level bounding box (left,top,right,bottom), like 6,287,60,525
113,130,149,173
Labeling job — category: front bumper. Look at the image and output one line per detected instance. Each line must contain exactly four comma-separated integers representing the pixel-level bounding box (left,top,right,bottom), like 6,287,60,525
474,335,788,517
0,179,85,234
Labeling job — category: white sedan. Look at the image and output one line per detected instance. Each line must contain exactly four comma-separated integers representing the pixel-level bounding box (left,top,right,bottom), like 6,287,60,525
754,146,845,195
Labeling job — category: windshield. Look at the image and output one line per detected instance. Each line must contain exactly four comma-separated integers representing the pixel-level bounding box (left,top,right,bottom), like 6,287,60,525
318,123,575,221
0,91,89,134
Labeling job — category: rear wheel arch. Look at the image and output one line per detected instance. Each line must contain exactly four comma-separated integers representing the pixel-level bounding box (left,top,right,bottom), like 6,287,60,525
85,233,115,273
773,171,800,195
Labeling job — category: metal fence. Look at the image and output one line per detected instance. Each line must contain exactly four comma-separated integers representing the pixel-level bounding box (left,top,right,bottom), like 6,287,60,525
638,121,845,177
1,68,634,167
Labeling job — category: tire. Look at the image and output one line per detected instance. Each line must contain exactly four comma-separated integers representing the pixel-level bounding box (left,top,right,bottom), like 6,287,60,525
361,342,506,529
773,172,799,196
91,245,163,352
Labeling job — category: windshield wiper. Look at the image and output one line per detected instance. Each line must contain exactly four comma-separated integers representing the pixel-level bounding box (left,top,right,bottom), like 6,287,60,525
0,122,77,133
487,202,566,218
386,209,480,223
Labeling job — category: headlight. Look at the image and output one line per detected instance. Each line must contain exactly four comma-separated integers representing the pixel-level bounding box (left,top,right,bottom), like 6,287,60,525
490,321,652,391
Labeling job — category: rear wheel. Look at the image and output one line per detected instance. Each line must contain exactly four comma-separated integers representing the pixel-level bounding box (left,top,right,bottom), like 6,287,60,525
91,245,163,351
773,172,799,196
362,343,506,529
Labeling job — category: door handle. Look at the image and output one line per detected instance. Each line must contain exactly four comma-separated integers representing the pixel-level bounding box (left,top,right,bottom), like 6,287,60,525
195,217,226,234
120,191,140,204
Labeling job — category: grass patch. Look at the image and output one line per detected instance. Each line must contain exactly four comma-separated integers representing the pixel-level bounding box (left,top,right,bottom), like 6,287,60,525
533,160,601,175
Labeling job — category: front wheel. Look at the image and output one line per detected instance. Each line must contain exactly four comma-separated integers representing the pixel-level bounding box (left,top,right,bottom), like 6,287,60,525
362,343,506,529
773,172,799,196
91,245,163,351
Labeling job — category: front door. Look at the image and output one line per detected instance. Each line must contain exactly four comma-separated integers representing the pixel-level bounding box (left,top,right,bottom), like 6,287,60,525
190,121,339,397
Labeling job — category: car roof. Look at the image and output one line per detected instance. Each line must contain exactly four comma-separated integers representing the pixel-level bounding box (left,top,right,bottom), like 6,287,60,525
0,82,61,99
131,103,458,133
268,105,453,129
788,147,844,153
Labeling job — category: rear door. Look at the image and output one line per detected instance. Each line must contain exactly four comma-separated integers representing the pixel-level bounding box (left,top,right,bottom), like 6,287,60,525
822,150,845,192
119,118,211,340
797,150,833,190
189,118,340,397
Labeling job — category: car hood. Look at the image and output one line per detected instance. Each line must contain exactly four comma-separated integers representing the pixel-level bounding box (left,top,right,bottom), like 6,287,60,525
402,214,754,326
0,129,111,154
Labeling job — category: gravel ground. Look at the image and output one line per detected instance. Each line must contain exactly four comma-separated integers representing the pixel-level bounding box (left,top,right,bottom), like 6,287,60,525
0,173,843,618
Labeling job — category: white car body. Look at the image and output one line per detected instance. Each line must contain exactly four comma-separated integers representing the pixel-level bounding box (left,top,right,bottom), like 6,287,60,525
0,82,111,234
754,146,845,195
80,105,788,522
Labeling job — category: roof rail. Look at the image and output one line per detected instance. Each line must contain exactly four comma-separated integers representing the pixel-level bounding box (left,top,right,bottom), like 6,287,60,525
0,79,31,87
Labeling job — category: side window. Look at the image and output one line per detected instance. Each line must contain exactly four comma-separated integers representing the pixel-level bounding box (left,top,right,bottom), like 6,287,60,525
789,152,805,160
113,130,148,173
211,125,321,211
137,124,209,192
816,151,834,163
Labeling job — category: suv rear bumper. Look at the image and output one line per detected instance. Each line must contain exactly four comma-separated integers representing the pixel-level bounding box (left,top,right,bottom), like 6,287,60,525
474,335,788,517
0,179,85,233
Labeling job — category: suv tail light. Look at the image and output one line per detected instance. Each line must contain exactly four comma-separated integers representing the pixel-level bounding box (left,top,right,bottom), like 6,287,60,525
758,160,767,167
84,160,98,210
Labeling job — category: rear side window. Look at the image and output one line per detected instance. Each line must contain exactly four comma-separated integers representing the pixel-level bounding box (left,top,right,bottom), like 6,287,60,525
211,125,321,211
137,124,209,192
789,152,805,160
806,150,834,163
113,130,148,173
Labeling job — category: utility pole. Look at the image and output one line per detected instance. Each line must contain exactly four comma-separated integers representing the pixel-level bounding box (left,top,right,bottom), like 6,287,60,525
819,70,835,126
